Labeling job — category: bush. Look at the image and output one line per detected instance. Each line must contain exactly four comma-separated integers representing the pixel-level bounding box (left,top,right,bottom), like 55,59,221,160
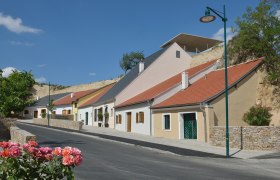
98,113,103,121
0,141,82,179
41,113,46,118
243,106,272,126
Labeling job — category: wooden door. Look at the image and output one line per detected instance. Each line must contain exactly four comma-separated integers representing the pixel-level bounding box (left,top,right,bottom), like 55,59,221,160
127,112,131,132
34,111,38,118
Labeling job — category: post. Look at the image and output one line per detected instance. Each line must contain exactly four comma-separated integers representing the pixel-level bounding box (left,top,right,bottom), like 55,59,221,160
223,5,229,158
48,81,50,126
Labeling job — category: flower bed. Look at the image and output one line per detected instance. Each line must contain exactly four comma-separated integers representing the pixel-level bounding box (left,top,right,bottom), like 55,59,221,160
0,141,83,179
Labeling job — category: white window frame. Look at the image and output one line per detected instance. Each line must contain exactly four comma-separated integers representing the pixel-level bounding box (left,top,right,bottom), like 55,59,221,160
162,113,171,131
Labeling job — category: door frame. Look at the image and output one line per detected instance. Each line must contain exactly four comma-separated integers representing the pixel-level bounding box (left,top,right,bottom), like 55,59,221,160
178,111,197,139
126,112,132,132
34,111,38,118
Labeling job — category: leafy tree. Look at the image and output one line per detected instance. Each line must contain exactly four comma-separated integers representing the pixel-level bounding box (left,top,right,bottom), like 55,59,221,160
0,70,35,117
229,0,280,85
119,51,144,74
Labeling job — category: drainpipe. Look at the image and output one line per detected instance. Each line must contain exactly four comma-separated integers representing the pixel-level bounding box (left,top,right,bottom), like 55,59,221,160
200,102,207,143
147,99,153,136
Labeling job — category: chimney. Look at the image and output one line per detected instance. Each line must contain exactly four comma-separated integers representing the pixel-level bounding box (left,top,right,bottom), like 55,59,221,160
71,93,74,98
181,71,189,90
139,60,144,73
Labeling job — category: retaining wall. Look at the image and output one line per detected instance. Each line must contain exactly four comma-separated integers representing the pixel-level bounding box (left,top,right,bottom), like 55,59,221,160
10,126,36,145
33,118,83,131
210,126,280,151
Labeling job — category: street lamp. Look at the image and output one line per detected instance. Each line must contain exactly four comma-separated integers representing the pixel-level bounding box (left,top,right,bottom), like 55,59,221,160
200,5,229,157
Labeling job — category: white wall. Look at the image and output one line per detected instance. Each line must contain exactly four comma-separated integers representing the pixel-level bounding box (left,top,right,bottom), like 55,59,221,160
115,43,192,106
78,106,93,126
92,102,115,128
22,107,36,119
54,105,72,115
115,103,151,135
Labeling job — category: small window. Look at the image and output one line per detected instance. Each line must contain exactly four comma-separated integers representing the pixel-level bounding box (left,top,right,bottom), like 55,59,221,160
176,51,180,58
163,114,171,130
119,114,122,124
68,110,71,114
136,113,139,123
139,112,144,123
74,103,77,108
24,110,29,114
52,111,56,115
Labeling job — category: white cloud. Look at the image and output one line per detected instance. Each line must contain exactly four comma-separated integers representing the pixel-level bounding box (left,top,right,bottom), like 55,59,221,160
0,13,42,34
89,72,96,76
1,67,19,77
35,77,47,83
10,41,35,46
276,10,280,19
37,64,46,68
212,27,236,41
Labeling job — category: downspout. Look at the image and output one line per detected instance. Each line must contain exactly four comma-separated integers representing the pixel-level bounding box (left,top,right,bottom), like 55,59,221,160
147,99,154,136
200,103,207,143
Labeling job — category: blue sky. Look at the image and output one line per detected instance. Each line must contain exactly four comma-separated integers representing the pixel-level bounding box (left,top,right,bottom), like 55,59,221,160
0,0,260,86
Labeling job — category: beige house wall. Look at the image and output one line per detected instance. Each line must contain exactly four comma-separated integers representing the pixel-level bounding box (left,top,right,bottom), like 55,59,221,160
115,43,192,106
153,108,206,142
211,70,260,127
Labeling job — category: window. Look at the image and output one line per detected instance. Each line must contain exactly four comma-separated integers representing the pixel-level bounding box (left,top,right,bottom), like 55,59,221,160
116,114,122,124
163,114,171,130
74,103,77,108
68,110,71,114
136,113,139,123
52,111,56,115
176,50,180,58
24,110,29,114
94,109,97,122
119,115,122,124
139,112,144,123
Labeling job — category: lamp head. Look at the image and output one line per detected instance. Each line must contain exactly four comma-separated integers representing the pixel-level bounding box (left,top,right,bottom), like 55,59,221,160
200,8,216,23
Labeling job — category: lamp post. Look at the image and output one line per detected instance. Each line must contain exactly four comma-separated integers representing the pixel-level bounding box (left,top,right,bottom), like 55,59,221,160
48,81,50,126
200,5,229,157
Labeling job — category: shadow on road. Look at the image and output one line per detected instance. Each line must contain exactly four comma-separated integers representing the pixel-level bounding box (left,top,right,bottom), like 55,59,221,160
39,140,86,148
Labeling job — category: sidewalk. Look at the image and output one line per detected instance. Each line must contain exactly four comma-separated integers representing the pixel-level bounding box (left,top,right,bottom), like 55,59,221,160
17,119,279,159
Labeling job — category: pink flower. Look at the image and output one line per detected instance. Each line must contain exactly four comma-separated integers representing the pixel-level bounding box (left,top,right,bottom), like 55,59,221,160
9,146,22,157
23,143,30,150
39,147,52,155
28,140,38,147
0,149,10,157
52,147,62,156
71,148,81,156
8,142,20,148
62,155,75,166
0,141,10,149
74,154,83,166
62,147,72,156
45,154,53,161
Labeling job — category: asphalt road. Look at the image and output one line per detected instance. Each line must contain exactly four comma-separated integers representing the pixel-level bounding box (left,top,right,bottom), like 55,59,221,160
17,123,280,180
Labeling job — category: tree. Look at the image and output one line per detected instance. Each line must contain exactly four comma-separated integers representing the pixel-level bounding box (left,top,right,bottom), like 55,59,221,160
0,70,35,117
229,0,280,85
243,105,272,126
119,51,144,74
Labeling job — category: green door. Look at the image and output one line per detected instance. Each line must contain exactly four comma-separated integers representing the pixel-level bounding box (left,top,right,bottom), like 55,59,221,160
183,113,197,139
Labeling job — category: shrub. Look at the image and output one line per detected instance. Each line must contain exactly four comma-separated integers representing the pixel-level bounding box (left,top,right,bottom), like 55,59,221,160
0,140,82,179
98,113,103,121
243,105,272,126
41,113,46,118
104,112,109,119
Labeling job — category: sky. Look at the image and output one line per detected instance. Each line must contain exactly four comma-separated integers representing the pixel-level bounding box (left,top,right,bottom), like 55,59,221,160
0,0,261,86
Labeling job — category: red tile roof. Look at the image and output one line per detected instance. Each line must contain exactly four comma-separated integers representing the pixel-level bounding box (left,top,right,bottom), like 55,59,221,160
152,58,263,109
115,59,219,108
79,83,115,108
54,88,99,106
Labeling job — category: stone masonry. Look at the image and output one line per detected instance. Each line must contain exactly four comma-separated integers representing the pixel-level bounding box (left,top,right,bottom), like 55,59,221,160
210,126,280,151
33,118,83,131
